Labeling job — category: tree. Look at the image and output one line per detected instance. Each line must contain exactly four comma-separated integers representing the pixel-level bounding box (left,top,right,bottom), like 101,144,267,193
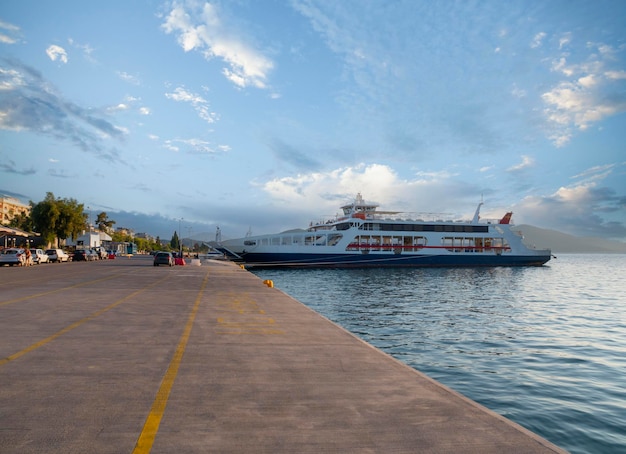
30,192,87,247
58,198,86,242
9,211,33,232
96,212,116,232
30,193,61,246
170,231,180,251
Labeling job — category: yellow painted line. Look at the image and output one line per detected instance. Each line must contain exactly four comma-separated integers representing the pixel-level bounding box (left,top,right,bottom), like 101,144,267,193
0,274,171,367
216,330,284,335
133,269,210,454
0,272,125,307
216,317,275,325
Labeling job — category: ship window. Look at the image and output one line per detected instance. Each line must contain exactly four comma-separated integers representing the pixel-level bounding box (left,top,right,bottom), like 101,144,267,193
328,234,342,246
315,235,326,246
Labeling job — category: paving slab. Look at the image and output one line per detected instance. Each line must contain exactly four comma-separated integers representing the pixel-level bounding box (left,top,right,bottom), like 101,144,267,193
0,257,567,453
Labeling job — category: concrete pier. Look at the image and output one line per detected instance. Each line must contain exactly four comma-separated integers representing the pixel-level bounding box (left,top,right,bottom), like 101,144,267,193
0,257,566,453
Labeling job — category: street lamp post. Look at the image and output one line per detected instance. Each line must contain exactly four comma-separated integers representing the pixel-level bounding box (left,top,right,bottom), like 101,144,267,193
179,218,183,259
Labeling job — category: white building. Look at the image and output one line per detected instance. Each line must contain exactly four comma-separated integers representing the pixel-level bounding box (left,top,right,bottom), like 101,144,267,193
66,230,112,248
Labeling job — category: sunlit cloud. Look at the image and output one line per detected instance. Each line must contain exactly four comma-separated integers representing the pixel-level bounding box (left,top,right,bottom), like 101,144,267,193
542,42,626,146
515,176,626,239
260,163,481,220
507,155,535,172
530,32,546,49
558,33,571,50
68,38,96,63
108,103,129,112
161,137,229,155
0,19,20,44
165,86,218,124
571,163,615,183
161,1,273,89
605,70,626,80
46,45,68,63
117,71,141,85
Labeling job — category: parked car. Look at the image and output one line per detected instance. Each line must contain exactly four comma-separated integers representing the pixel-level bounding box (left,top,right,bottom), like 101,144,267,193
0,248,26,266
93,247,108,260
153,251,174,267
30,249,49,264
46,249,70,263
72,249,93,261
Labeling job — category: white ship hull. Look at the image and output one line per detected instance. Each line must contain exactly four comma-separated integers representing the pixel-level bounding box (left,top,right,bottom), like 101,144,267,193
213,195,551,268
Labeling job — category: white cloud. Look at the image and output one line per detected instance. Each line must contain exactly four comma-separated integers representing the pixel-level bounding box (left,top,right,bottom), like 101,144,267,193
507,155,535,172
542,42,626,146
531,32,547,49
605,70,626,80
0,33,16,44
578,74,598,88
571,163,616,183
550,57,574,77
161,137,229,155
46,45,68,63
68,38,96,63
108,103,129,112
0,19,20,44
163,140,180,152
0,20,20,32
260,163,480,221
117,71,141,85
165,86,218,124
161,2,273,89
0,68,25,91
139,107,151,115
514,163,626,239
511,83,526,99
542,81,622,137
558,33,571,50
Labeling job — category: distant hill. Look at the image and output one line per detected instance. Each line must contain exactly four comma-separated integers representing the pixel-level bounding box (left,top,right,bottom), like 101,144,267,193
513,225,626,254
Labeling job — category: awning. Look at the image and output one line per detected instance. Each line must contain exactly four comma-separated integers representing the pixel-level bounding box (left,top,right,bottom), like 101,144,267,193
0,226,31,237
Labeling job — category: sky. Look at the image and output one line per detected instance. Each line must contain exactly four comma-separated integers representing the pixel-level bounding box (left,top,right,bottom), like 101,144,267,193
1,0,625,242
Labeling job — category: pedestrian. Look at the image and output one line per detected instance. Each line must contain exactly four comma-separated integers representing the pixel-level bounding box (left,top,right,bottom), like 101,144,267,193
24,247,32,266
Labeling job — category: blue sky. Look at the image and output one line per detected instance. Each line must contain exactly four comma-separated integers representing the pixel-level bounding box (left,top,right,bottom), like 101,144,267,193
1,0,625,242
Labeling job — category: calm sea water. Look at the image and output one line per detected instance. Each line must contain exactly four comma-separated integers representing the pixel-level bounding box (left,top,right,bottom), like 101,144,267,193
252,254,626,454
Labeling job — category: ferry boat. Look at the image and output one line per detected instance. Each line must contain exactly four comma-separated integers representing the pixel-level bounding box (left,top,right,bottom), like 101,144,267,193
212,193,551,268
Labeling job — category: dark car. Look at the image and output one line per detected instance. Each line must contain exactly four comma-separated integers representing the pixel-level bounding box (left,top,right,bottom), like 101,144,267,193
73,250,93,261
153,252,174,267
